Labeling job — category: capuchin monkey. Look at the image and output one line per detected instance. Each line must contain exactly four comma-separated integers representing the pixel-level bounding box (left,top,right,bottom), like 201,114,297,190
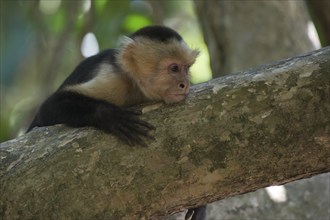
27,25,205,219
28,26,199,144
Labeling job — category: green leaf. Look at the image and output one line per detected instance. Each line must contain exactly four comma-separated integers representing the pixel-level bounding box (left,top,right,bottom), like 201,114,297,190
51,10,65,34
95,0,108,13
123,14,151,32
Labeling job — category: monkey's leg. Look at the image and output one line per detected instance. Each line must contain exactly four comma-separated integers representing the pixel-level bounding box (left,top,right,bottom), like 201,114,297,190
185,206,206,220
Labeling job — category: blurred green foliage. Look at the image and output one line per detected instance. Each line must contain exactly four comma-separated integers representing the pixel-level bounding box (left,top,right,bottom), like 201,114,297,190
0,0,211,142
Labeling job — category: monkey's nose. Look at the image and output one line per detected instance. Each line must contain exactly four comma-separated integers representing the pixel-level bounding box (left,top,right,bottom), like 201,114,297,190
178,81,189,93
179,83,186,89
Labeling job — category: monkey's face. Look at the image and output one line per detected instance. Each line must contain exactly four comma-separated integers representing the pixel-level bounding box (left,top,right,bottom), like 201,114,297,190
137,59,192,104
117,36,199,103
160,61,191,103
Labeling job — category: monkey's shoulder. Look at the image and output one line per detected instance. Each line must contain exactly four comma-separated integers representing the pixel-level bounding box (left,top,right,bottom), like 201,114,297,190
59,49,119,89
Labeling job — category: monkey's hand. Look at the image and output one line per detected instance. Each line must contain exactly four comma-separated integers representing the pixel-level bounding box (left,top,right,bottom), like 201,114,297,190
94,105,155,146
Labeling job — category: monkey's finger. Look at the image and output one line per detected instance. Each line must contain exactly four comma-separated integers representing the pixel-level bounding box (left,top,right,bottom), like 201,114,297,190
116,124,148,146
126,108,142,115
119,119,155,136
120,122,154,142
120,108,142,116
112,127,132,144
116,127,144,146
125,117,156,130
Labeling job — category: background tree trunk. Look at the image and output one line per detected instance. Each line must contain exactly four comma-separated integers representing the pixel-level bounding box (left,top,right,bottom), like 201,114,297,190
195,0,316,77
1,48,329,220
193,0,328,219
306,0,330,46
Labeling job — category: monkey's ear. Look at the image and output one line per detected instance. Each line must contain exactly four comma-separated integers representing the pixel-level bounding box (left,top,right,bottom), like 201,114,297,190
116,36,138,74
117,36,134,48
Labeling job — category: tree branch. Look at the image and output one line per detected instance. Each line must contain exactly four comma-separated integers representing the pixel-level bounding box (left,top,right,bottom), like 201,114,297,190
1,47,329,220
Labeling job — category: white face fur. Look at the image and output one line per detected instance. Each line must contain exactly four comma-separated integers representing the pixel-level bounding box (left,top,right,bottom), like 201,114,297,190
117,37,199,103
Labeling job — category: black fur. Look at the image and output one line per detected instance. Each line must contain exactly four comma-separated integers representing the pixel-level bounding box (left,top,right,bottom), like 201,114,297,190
131,25,182,42
59,49,118,88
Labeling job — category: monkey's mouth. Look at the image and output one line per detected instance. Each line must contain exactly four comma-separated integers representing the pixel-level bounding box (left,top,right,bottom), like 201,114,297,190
165,93,188,103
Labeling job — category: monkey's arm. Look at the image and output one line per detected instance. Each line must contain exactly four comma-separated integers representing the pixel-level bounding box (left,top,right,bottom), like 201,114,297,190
28,91,154,145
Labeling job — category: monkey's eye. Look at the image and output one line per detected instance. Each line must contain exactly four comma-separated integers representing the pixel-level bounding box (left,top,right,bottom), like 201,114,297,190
169,64,180,73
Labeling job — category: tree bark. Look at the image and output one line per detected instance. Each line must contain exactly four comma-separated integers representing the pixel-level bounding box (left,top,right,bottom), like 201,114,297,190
1,47,329,220
193,1,326,218
194,0,316,77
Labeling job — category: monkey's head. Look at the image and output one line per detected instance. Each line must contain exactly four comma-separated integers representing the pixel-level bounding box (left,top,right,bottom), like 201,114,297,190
117,26,199,104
